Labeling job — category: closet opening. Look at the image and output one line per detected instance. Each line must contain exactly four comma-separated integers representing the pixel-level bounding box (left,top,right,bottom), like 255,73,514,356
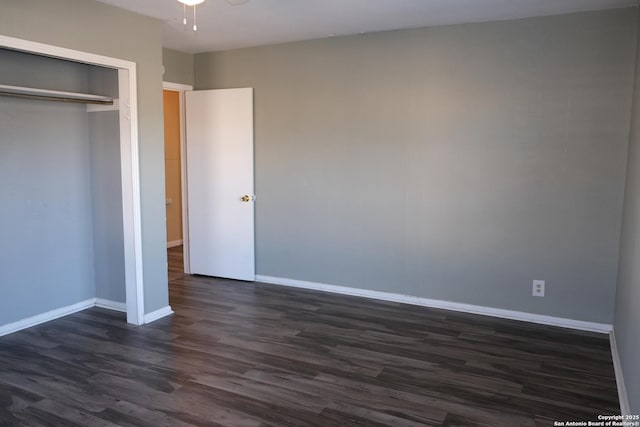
0,35,144,328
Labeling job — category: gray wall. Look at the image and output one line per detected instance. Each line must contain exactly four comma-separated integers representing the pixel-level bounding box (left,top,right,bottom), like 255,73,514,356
0,0,169,314
88,67,126,304
0,49,96,324
163,48,194,86
0,50,130,321
615,8,640,414
89,110,126,303
196,8,636,323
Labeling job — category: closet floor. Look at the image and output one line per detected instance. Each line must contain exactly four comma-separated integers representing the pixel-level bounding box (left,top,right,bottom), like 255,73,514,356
0,274,619,426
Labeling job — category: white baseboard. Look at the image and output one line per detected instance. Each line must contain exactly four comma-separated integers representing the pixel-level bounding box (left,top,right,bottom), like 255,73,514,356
1,297,133,337
0,298,95,337
610,330,631,415
94,298,127,313
1,300,174,335
143,306,174,324
167,239,183,248
255,275,613,334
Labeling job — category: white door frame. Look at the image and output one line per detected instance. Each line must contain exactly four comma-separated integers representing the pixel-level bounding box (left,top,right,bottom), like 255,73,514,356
163,81,193,274
0,35,145,325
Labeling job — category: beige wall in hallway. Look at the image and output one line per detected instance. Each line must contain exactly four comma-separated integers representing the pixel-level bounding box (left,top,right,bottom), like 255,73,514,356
163,90,183,245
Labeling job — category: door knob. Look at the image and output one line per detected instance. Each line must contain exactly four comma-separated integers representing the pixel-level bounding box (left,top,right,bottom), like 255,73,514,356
241,194,255,202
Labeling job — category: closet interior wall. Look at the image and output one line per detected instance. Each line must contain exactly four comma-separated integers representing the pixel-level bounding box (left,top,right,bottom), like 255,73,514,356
0,48,125,325
88,66,125,305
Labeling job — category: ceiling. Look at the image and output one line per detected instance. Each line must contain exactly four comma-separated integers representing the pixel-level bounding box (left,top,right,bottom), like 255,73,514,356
95,0,638,54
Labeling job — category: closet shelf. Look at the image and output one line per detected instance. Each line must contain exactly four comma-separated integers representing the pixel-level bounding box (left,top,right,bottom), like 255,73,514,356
0,84,113,105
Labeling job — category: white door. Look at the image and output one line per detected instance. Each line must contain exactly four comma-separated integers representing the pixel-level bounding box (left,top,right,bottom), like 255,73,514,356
185,88,255,281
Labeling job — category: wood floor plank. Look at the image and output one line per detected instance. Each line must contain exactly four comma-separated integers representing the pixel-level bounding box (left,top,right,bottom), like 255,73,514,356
0,245,620,426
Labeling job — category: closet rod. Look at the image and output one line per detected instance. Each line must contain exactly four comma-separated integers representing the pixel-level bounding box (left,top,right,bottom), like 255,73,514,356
0,84,113,105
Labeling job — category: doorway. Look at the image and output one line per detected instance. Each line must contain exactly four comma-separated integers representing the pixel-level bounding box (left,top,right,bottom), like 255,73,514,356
162,84,256,283
185,88,256,281
163,82,192,281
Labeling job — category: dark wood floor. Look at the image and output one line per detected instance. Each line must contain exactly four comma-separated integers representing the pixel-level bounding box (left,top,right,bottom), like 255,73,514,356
0,248,619,426
167,244,186,281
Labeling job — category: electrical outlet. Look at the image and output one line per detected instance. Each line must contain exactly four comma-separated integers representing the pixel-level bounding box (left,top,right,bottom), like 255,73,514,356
532,280,545,297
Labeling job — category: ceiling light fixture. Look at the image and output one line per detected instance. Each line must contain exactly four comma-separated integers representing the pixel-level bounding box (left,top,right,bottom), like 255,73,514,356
178,0,205,32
